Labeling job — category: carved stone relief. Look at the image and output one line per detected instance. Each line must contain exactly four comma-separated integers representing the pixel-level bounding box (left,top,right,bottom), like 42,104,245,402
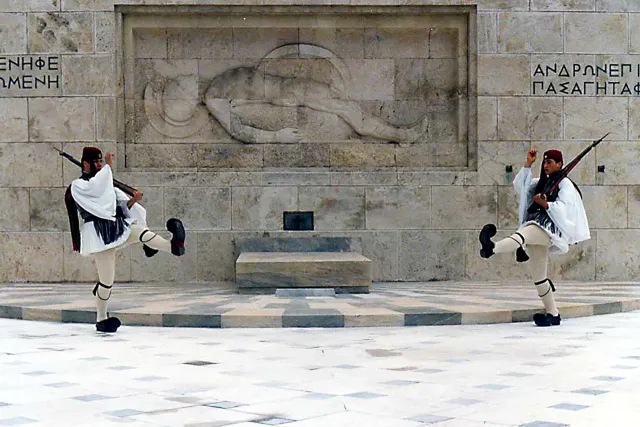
123,12,470,169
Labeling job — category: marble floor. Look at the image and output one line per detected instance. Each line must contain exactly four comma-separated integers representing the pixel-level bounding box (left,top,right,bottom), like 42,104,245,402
1,311,639,426
1,281,640,328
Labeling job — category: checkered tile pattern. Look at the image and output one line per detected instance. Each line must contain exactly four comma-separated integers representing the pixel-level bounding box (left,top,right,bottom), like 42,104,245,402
1,281,639,328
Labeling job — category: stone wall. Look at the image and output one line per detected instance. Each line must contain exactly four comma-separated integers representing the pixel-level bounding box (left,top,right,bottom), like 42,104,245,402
1,0,639,283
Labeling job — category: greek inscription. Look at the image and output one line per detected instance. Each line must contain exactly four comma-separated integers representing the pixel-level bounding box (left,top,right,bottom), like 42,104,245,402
0,55,61,93
533,62,640,96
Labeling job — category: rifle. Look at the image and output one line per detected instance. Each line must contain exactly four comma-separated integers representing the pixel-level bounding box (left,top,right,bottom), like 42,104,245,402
527,132,609,213
54,147,139,197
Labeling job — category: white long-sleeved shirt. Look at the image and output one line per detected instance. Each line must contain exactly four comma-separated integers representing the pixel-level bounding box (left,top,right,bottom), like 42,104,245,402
70,165,147,255
513,166,590,254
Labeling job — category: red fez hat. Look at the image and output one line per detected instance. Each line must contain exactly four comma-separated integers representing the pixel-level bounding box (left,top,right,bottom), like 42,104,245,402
543,149,563,163
81,146,102,163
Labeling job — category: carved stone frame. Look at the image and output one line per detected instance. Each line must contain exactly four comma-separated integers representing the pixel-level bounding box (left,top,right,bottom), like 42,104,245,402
114,4,477,171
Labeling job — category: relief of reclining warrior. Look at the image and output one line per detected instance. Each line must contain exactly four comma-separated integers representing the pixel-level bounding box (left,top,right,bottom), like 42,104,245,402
143,44,429,144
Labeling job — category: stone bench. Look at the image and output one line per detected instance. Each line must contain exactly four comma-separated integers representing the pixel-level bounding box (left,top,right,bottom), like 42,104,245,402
235,251,371,294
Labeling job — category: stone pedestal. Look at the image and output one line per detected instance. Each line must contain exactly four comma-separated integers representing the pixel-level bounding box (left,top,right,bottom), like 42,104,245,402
235,251,371,294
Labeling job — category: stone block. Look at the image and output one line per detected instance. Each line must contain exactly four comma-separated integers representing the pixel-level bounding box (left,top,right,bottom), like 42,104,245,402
262,58,341,92
234,236,361,254
595,142,640,185
629,98,640,139
198,144,263,169
231,187,298,230
498,13,562,53
497,186,520,229
477,96,497,140
596,230,640,280
564,97,627,141
29,97,95,142
399,230,466,281
125,143,197,169
548,235,596,281
197,171,262,187
263,143,330,168
28,12,94,53
478,141,530,186
235,252,371,292
632,14,640,53
232,27,298,60
263,172,330,186
97,97,116,141
165,187,231,230
130,231,197,282
478,13,497,54
394,59,459,101
0,232,63,282
299,28,365,59
0,189,30,232
63,234,131,282
430,28,460,59
295,109,353,144
565,13,627,53
531,140,596,185
331,171,397,186
298,187,365,230
196,231,238,281
478,55,530,95
135,186,164,230
0,1,59,12
580,186,627,228
168,28,233,59
395,143,467,168
0,98,28,142
62,0,113,11
30,188,68,231
276,288,335,297
133,28,168,59
397,171,466,186
344,59,395,101
598,0,640,11
365,186,431,230
0,13,26,54
432,186,497,229
330,144,395,168
364,28,430,59
498,97,562,141
478,0,528,10
628,186,640,228
333,231,398,281
0,143,62,187
62,55,114,95
95,12,115,53
531,0,595,10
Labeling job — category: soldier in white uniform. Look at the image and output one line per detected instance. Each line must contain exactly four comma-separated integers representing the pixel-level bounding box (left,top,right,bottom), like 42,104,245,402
65,147,186,333
478,149,590,327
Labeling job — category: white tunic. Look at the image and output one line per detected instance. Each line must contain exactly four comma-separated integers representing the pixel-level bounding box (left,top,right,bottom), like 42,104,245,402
70,165,147,256
513,167,590,254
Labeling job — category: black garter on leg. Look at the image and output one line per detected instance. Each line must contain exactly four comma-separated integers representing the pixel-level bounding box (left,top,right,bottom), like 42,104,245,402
92,281,112,300
139,230,159,258
532,279,560,327
93,282,121,333
513,232,529,263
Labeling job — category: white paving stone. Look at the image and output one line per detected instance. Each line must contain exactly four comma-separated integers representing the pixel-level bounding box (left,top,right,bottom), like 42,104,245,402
1,313,640,426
